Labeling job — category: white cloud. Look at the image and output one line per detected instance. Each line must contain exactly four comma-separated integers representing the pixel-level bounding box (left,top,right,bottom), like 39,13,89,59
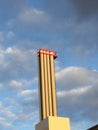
0,117,15,130
9,80,23,88
8,78,37,89
19,89,37,97
57,85,90,98
0,120,12,127
0,102,15,119
5,47,37,71
1,108,15,119
56,66,98,90
0,46,37,82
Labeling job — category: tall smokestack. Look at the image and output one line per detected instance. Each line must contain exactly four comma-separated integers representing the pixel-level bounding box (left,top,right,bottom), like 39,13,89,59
36,48,70,130
37,48,57,121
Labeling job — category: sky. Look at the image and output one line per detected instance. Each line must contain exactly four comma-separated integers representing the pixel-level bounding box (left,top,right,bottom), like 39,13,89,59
0,0,98,130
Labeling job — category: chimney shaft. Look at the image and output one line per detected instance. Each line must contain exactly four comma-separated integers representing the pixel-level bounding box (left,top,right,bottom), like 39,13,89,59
38,48,57,120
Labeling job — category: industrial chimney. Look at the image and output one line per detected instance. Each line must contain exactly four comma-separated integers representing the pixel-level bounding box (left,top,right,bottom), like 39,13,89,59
37,48,57,120
35,48,70,130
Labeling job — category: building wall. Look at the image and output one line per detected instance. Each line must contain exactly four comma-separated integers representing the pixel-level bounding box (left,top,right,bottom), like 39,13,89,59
87,125,98,130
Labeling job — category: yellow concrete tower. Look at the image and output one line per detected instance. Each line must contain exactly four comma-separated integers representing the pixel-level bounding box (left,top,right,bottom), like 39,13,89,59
35,48,70,130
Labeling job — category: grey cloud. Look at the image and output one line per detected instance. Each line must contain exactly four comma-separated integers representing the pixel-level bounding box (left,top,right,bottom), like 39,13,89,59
12,90,39,126
56,67,98,90
42,0,98,58
63,18,98,58
69,0,98,19
5,1,97,58
12,7,65,35
56,67,98,123
42,0,70,20
0,0,28,22
57,84,98,122
18,8,51,27
43,0,98,20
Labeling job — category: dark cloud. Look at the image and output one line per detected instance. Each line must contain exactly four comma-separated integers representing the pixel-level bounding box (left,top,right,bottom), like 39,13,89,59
66,22,98,58
43,0,98,20
42,0,71,20
69,0,98,19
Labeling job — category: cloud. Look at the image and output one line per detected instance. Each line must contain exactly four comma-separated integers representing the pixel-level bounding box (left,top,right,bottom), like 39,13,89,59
0,119,15,130
42,0,71,20
42,0,98,50
18,8,51,27
0,31,16,45
0,32,4,42
43,0,98,20
0,46,37,82
0,1,98,130
0,86,38,129
0,102,15,119
12,89,39,126
63,18,98,58
40,0,98,59
9,80,23,88
0,0,28,23
69,0,98,19
0,103,16,130
6,31,16,41
13,7,64,34
13,112,31,124
19,89,37,97
56,67,98,123
1,0,97,59
56,66,98,90
4,1,97,60
8,78,37,89
0,45,39,129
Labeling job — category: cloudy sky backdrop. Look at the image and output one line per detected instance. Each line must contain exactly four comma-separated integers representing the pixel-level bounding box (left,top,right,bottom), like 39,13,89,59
0,0,98,130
